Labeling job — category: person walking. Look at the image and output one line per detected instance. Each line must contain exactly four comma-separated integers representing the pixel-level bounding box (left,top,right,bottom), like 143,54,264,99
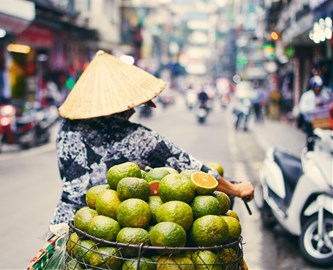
51,51,254,224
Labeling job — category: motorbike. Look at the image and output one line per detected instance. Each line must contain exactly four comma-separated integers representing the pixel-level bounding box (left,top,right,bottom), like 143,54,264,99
0,102,57,152
138,104,153,118
185,91,197,110
255,128,333,266
195,102,209,124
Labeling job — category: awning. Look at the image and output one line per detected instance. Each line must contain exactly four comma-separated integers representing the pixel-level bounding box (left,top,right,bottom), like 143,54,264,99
0,0,35,35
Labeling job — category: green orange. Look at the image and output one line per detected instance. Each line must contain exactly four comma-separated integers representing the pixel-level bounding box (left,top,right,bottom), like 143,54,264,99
117,177,150,201
95,189,121,219
161,167,179,174
96,246,123,270
86,215,120,241
122,257,155,270
213,191,231,214
157,256,194,270
159,174,195,203
217,247,239,269
116,198,152,228
190,195,221,219
220,215,242,242
66,258,84,270
225,209,239,220
73,207,98,232
180,169,200,179
86,184,110,209
155,200,193,231
75,240,99,266
190,215,229,246
191,250,221,270
205,162,224,176
149,221,187,248
144,167,171,183
107,162,141,190
148,196,163,224
66,232,80,257
116,227,150,257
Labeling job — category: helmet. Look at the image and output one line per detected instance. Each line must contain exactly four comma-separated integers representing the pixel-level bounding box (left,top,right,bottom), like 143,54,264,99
309,76,323,89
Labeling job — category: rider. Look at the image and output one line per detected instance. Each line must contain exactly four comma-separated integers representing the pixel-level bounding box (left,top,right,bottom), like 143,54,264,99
298,75,331,150
197,86,210,109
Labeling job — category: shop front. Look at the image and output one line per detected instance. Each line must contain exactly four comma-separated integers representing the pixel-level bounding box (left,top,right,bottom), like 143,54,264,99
0,0,35,103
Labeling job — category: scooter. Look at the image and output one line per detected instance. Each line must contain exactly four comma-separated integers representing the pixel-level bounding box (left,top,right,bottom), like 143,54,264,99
185,91,197,110
255,128,333,266
195,102,209,124
0,102,55,152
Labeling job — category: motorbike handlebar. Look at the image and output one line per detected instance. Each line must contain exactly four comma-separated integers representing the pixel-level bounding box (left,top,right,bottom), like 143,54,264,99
242,196,252,215
225,177,253,216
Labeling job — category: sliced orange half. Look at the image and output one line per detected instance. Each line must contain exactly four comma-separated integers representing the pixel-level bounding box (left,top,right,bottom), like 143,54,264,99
190,171,219,195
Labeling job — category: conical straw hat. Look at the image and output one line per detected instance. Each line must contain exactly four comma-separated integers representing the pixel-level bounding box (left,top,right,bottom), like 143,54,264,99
59,50,166,119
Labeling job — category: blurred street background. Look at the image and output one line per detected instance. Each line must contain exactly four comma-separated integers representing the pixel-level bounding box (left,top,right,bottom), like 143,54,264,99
1,0,333,269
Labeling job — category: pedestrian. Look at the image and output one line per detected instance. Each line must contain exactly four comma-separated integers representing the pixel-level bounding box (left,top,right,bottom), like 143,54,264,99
51,51,254,224
252,82,266,122
297,75,331,150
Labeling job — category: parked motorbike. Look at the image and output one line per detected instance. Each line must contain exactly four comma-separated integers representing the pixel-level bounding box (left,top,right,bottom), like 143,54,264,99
255,128,333,266
0,102,57,152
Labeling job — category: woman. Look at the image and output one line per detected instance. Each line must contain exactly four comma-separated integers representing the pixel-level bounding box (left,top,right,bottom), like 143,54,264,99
51,51,254,224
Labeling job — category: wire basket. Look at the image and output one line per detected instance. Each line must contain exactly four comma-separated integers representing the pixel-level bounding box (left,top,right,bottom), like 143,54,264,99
66,221,246,270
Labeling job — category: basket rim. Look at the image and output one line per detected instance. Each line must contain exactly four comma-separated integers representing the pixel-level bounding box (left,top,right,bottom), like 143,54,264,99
69,220,242,251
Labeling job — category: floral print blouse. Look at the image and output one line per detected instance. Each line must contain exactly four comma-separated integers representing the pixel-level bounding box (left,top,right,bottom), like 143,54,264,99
51,116,210,224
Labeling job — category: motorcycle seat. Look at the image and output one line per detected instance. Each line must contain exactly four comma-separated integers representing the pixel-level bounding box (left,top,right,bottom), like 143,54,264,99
273,150,303,208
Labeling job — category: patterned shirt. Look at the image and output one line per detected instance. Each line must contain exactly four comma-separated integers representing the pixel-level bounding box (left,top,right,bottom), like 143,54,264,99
51,116,209,224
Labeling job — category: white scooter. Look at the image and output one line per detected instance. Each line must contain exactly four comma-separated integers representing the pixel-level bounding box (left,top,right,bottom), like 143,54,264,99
255,128,333,266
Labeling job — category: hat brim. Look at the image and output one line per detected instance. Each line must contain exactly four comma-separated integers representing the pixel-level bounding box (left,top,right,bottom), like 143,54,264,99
58,51,166,120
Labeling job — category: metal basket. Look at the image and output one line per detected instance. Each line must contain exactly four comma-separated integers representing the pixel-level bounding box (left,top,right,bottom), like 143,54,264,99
66,221,246,270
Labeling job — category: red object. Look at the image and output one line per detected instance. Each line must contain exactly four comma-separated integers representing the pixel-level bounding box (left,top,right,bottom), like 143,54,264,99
149,182,160,196
16,23,54,48
0,104,16,144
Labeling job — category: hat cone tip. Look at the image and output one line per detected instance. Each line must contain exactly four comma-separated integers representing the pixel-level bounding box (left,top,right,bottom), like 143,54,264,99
96,50,105,56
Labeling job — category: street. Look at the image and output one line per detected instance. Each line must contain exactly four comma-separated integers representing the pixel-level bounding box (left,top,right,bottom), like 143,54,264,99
0,95,323,270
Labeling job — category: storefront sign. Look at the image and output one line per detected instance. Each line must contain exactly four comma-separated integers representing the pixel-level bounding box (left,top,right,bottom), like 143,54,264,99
16,24,54,48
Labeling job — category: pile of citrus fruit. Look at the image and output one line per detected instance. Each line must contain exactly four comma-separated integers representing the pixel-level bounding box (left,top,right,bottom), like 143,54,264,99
66,162,247,270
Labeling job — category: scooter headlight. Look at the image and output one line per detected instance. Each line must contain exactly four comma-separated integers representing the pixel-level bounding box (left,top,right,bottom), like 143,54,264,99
0,105,15,116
